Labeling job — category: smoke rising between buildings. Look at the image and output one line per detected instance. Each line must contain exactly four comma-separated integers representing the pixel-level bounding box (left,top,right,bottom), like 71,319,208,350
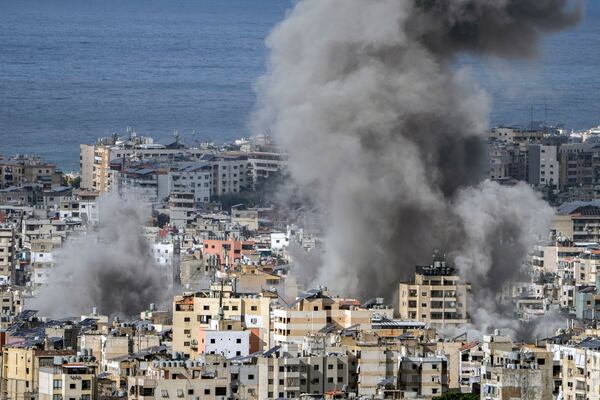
253,0,581,328
32,193,169,318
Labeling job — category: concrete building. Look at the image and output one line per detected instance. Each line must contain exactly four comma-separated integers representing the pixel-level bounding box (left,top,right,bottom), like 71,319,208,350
398,356,449,398
127,355,231,400
80,134,210,192
399,260,471,327
554,201,600,242
202,238,255,266
201,154,249,196
480,332,553,400
1,346,76,400
38,359,97,400
198,318,253,358
528,144,559,188
256,342,355,399
0,225,16,284
172,280,272,357
272,287,393,344
168,162,212,203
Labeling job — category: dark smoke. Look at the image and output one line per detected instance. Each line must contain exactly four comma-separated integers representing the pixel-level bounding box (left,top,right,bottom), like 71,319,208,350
32,193,169,317
253,0,580,327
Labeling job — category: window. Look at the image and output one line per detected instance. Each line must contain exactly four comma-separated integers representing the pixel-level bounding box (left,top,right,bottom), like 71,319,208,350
210,339,216,344
328,364,333,370
236,338,242,344
251,306,257,311
184,317,190,322
204,389,211,395
82,380,91,390
248,374,255,380
215,387,227,396
53,380,62,389
70,383,76,389
328,377,334,383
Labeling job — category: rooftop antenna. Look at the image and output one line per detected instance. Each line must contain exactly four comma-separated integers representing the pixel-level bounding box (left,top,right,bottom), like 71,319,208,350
530,104,534,131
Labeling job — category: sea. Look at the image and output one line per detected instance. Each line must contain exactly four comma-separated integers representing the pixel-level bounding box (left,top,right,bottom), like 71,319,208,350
1,0,599,171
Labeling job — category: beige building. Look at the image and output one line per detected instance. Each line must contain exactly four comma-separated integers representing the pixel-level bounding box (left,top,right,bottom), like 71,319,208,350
39,361,97,400
481,332,553,400
172,280,273,357
0,225,16,284
1,346,75,400
551,340,600,400
399,260,471,327
80,135,212,192
127,355,231,400
398,356,449,398
271,288,393,345
256,342,355,399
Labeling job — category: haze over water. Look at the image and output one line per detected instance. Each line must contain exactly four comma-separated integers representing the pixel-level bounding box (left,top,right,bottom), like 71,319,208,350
1,0,599,171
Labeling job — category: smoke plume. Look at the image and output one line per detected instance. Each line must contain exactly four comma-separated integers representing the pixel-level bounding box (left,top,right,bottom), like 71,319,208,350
254,0,580,326
32,193,169,318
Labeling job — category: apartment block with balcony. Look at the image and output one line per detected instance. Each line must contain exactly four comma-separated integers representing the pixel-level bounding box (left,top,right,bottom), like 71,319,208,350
271,287,393,345
399,260,471,327
172,280,272,357
38,361,97,400
0,225,16,284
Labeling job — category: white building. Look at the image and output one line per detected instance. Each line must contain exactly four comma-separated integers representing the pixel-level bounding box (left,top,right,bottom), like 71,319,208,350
270,232,289,252
200,327,251,359
528,144,559,187
168,162,212,203
151,242,174,267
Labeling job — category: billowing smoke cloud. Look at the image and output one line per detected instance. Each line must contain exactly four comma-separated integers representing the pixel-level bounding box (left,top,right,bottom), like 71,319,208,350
253,0,580,327
32,193,169,317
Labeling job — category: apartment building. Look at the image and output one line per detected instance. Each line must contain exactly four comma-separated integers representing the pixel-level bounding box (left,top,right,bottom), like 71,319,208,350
271,287,393,344
256,342,355,399
198,318,255,358
344,331,397,397
1,346,75,400
481,332,553,400
0,287,23,329
399,260,471,327
127,356,231,400
202,154,248,196
169,192,196,229
529,144,559,187
398,356,449,398
555,201,600,242
243,151,287,190
80,134,210,192
38,360,97,400
0,162,24,189
202,238,255,266
0,225,16,284
169,162,212,203
558,142,600,192
172,280,272,357
551,339,600,400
